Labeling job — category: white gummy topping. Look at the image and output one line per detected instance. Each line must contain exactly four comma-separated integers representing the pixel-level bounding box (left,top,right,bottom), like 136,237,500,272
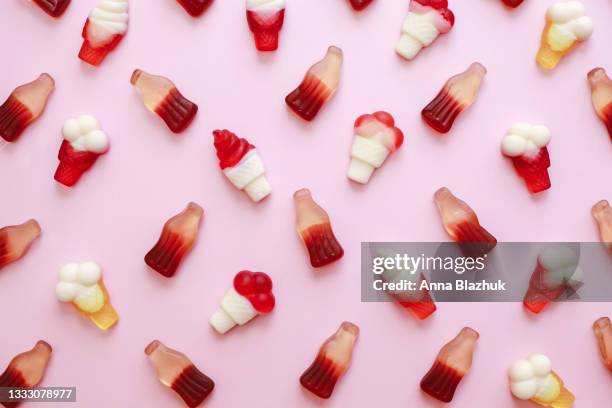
210,287,258,333
501,122,550,157
55,262,102,302
538,245,583,288
62,115,109,153
89,0,129,39
547,1,593,41
223,150,266,189
401,12,440,47
246,0,285,11
509,354,553,400
351,135,390,168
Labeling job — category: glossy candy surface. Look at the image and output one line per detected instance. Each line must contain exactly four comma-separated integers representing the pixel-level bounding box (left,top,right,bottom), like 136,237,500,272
0,220,41,270
348,0,374,11
501,0,524,8
592,200,612,251
593,317,612,371
177,0,213,17
79,0,129,66
32,0,71,17
587,68,612,142
381,261,437,320
246,0,286,51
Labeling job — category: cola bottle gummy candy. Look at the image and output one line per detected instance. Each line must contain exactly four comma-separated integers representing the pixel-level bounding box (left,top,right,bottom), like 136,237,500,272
131,69,198,134
79,0,129,66
536,1,593,70
380,260,436,320
212,129,272,202
421,63,486,134
209,270,275,334
587,68,612,142
293,189,344,268
32,0,71,17
145,340,215,407
509,354,575,408
501,0,524,8
420,327,478,403
0,73,54,143
246,0,286,51
54,115,110,187
347,111,404,184
501,122,552,194
592,200,612,251
593,317,612,371
300,322,359,399
396,0,455,60
285,46,343,121
145,202,203,278
348,0,374,11
55,262,119,330
523,246,582,314
0,341,52,408
177,0,213,17
433,187,497,257
0,219,41,270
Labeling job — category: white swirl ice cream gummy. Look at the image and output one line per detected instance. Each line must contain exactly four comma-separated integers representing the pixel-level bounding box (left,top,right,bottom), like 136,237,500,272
79,0,129,66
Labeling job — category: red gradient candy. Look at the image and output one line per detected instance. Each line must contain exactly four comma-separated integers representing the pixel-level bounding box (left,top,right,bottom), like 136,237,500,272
246,3,285,51
510,147,551,194
348,0,374,11
79,22,125,67
0,219,41,270
177,0,213,17
78,1,128,66
233,270,275,313
54,140,102,187
32,0,71,17
587,68,612,142
213,130,254,169
501,0,524,8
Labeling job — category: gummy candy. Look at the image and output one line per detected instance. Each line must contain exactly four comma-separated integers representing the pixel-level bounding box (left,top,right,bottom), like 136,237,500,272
54,115,110,187
55,262,119,330
396,0,455,61
0,219,41,270
131,69,198,133
421,63,486,133
348,0,374,11
420,327,478,403
509,354,575,408
501,0,524,8
212,130,272,202
536,1,593,70
293,189,344,268
210,270,275,334
145,202,203,278
78,0,129,66
501,122,552,194
300,322,359,399
177,0,213,17
246,0,286,51
145,340,215,407
32,0,71,17
593,317,612,371
285,46,343,121
347,111,404,184
0,73,54,143
592,200,612,251
433,187,497,257
587,68,612,142
523,246,582,314
382,263,436,320
0,341,52,407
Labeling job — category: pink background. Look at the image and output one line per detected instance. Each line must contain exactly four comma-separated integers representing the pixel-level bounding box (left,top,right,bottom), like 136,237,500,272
1,0,611,407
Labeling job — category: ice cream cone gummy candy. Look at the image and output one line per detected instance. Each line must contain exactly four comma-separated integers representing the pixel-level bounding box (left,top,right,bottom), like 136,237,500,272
300,322,359,399
381,259,436,320
213,129,272,202
79,0,129,66
587,68,612,142
54,115,110,187
510,354,575,408
0,219,41,270
177,0,213,17
246,0,286,51
285,46,342,121
348,0,374,11
0,73,54,143
210,270,275,334
347,111,404,184
593,317,612,372
536,1,593,70
55,262,119,330
396,0,454,61
0,341,52,407
145,202,204,278
145,340,215,407
32,0,71,17
592,200,612,251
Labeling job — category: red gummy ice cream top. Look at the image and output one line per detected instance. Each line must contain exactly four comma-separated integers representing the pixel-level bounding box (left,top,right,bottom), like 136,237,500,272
233,271,275,314
213,130,255,170
354,111,404,150
414,0,455,26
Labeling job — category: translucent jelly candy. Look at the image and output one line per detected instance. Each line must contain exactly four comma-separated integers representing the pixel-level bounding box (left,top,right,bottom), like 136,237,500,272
536,1,593,70
421,63,486,134
347,111,404,184
55,262,119,330
587,68,612,142
145,203,203,278
502,122,552,194
433,187,497,257
177,0,213,17
131,69,198,133
501,0,524,8
381,262,436,319
509,354,575,408
523,246,582,314
285,46,343,121
592,200,612,251
0,73,54,143
0,219,41,270
32,0,71,17
213,130,272,202
396,0,455,60
348,0,374,11
79,0,129,66
300,322,359,399
593,317,612,371
293,189,344,268
0,341,52,405
145,340,215,407
246,0,286,51
420,327,479,403
54,115,110,187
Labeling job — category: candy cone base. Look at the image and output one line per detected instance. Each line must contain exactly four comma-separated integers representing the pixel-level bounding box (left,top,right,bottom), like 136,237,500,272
536,23,575,70
73,281,118,331
532,372,574,408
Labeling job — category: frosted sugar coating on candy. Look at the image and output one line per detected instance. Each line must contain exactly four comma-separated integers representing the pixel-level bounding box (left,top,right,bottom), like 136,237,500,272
55,262,102,302
89,0,129,37
502,122,550,157
62,115,109,153
247,0,285,10
509,354,554,400
547,1,593,42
